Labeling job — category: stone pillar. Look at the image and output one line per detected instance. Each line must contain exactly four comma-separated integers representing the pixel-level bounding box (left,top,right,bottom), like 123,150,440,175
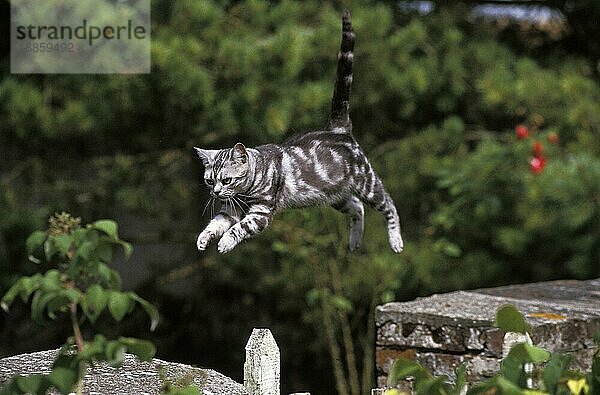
503,331,534,389
244,328,280,395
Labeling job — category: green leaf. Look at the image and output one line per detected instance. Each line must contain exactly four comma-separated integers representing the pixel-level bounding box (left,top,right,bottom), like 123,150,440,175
19,275,41,301
41,270,62,291
95,263,112,286
48,366,78,394
52,234,73,257
93,220,119,240
495,376,526,395
45,292,74,318
1,281,22,312
167,385,202,395
451,364,467,395
16,374,45,393
128,293,160,331
108,291,132,321
1,275,44,311
442,241,462,257
0,379,19,395
507,342,551,363
78,334,107,361
76,241,95,261
468,375,524,395
543,353,571,393
82,285,107,324
26,231,47,254
31,291,61,325
495,304,532,334
416,374,452,394
305,288,320,306
52,352,78,370
72,228,89,245
500,355,526,387
104,340,127,367
64,288,81,303
120,241,133,260
96,242,113,263
331,295,353,312
388,358,430,387
108,269,122,290
119,337,156,361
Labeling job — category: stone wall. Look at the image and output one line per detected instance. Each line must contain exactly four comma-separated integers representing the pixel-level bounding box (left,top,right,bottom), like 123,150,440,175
0,349,248,395
375,278,600,388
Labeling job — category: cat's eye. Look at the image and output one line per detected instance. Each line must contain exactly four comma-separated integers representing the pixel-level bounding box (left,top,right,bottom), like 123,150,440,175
205,178,214,185
221,177,232,185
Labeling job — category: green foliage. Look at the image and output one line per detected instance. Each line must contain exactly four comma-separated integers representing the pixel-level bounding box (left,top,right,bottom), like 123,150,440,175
1,1,600,393
386,359,467,395
2,215,157,331
387,305,600,395
158,365,203,395
1,336,156,395
0,214,159,395
495,305,532,334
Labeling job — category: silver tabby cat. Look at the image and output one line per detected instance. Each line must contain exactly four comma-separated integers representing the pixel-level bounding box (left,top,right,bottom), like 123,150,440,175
195,10,403,254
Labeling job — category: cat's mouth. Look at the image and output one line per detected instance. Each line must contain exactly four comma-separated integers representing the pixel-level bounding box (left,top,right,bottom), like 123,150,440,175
210,192,232,201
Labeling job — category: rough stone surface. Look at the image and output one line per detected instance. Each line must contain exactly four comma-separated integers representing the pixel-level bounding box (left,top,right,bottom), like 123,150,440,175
0,349,248,395
376,278,600,387
244,328,280,395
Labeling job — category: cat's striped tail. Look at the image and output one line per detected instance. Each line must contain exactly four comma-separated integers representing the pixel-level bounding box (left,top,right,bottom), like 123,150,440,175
328,9,355,130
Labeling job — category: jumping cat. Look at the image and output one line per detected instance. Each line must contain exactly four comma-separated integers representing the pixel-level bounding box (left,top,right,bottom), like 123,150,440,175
195,10,403,254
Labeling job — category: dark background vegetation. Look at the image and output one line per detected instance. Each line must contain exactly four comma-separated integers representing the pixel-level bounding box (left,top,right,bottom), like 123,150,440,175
1,1,599,393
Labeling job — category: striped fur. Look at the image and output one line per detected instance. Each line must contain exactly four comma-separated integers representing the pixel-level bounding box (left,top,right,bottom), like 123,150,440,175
195,10,403,254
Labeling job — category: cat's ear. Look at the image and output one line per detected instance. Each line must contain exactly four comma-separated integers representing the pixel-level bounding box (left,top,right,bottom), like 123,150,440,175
194,147,218,166
232,142,248,164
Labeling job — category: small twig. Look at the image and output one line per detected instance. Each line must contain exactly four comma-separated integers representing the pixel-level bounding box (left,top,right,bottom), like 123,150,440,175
70,303,84,352
70,302,85,395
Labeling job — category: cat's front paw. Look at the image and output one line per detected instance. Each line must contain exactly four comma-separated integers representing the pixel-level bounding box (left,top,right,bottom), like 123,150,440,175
217,233,238,254
196,231,213,251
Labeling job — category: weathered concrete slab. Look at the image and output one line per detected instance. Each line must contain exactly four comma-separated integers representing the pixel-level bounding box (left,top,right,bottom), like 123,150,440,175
376,278,600,387
0,349,248,395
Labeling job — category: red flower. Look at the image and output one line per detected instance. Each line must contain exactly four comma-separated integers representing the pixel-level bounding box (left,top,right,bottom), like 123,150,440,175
515,124,529,140
530,156,546,174
532,140,544,157
548,131,559,145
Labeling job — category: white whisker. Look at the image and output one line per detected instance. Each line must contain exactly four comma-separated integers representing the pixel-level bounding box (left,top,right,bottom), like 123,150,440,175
233,196,249,211
233,196,246,217
202,197,213,217
228,198,239,219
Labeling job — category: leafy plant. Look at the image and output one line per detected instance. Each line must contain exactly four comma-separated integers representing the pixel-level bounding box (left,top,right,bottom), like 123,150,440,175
386,359,467,395
387,304,600,395
158,365,204,395
0,213,159,395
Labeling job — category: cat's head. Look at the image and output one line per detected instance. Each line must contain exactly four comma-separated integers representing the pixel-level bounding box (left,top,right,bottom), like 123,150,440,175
194,142,249,199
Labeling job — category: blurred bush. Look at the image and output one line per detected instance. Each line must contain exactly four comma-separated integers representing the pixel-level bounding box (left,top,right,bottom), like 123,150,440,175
1,1,599,393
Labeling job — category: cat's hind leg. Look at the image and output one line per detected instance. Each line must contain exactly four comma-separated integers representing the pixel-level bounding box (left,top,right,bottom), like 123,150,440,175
333,196,364,251
356,172,403,253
